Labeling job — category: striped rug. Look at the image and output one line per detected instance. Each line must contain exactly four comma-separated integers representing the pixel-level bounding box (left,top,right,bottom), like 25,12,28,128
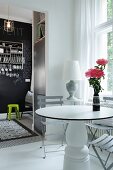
0,119,40,148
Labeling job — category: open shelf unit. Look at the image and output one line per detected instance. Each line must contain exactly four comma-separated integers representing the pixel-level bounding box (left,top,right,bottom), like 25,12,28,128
34,12,45,44
0,41,24,78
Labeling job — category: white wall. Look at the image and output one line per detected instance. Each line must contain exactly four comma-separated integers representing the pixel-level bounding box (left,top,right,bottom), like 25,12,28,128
0,0,74,98
46,0,74,97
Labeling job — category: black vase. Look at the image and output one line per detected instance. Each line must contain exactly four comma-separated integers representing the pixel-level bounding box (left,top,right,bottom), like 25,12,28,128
93,94,100,111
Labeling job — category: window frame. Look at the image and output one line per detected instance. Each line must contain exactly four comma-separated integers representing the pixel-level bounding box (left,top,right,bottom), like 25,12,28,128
93,0,113,97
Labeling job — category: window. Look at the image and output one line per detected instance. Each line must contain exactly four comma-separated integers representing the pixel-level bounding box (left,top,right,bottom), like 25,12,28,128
94,0,113,96
95,0,113,25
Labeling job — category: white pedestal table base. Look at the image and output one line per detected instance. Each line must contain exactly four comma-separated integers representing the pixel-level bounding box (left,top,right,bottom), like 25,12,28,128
63,121,90,170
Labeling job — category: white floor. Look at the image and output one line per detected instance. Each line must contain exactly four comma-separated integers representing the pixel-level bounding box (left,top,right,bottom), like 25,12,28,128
0,140,112,170
0,115,112,170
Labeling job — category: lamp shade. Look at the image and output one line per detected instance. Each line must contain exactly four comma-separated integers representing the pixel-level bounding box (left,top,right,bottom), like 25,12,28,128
4,5,14,32
4,20,14,32
63,60,82,82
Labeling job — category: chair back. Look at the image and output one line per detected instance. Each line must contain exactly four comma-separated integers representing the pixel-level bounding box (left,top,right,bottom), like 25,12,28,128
37,95,63,108
35,95,63,134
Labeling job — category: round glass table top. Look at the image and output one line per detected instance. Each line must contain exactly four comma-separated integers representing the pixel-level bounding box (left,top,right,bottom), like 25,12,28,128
35,105,113,121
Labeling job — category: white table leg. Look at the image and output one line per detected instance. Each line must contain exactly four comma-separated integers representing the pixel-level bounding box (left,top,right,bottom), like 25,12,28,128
63,121,90,170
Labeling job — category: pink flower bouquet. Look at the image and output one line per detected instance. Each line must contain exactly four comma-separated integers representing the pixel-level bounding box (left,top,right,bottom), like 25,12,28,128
85,58,108,95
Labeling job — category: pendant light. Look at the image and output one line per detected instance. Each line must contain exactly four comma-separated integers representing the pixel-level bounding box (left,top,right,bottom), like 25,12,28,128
4,5,14,32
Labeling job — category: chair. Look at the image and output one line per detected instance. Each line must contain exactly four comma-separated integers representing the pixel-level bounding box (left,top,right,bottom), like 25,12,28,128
24,91,33,115
89,134,113,170
7,104,21,120
37,95,68,158
86,96,113,140
86,118,113,146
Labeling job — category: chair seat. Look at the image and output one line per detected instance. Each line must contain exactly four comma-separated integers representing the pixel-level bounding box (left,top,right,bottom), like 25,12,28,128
8,104,19,108
86,122,113,130
92,118,113,127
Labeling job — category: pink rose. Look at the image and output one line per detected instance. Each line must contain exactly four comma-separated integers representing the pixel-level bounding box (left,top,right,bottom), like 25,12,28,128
96,58,108,66
85,68,105,78
85,58,108,93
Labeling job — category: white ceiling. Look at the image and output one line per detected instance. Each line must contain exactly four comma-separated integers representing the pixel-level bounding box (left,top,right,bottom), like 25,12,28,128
0,3,32,23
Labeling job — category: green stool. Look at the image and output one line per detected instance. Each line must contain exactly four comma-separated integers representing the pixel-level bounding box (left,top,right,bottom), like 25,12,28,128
7,104,21,120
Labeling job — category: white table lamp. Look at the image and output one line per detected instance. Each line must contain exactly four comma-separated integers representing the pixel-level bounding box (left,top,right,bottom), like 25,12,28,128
63,60,82,100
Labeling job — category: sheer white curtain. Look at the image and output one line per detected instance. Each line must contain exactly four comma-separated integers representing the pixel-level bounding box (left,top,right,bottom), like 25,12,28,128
73,0,95,103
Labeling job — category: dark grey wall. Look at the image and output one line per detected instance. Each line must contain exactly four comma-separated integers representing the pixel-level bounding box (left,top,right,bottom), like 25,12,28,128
0,18,32,112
